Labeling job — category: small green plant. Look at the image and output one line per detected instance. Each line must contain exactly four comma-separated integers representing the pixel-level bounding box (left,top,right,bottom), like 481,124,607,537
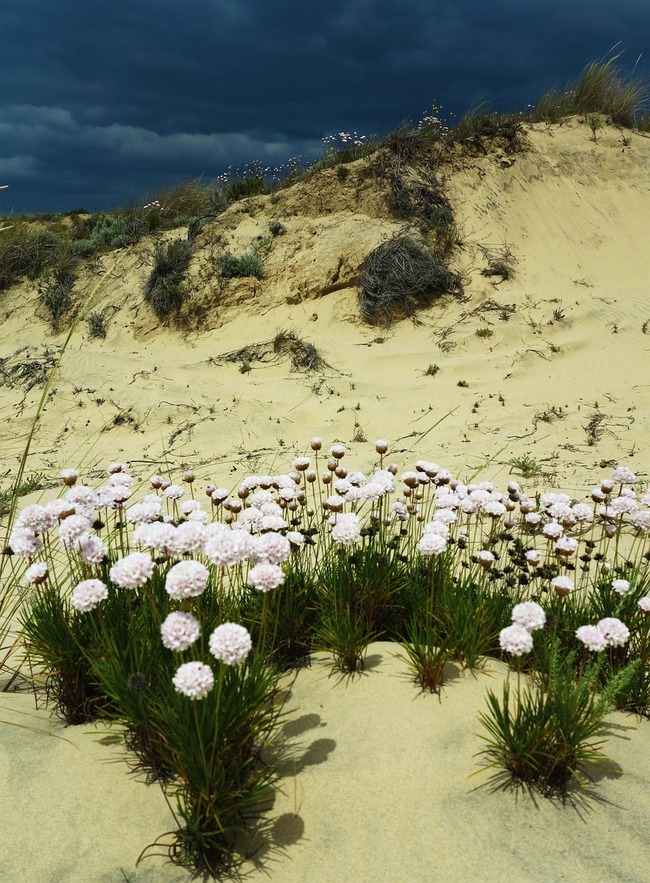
335,165,350,181
457,380,469,388
268,220,286,237
424,363,439,377
220,252,266,280
86,310,108,340
0,471,46,517
585,112,606,142
508,452,543,479
475,326,493,339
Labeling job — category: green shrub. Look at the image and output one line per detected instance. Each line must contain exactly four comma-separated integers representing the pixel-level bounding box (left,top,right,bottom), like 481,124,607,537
220,251,266,280
144,239,192,319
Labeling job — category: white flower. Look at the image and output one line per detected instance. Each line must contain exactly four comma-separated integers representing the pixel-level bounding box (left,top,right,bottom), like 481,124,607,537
483,500,506,518
77,533,108,564
571,503,593,522
597,617,630,648
248,562,285,592
23,562,48,585
172,661,214,700
165,560,209,600
160,611,200,651
331,513,361,545
542,521,563,540
108,472,133,487
424,520,450,539
132,521,177,556
58,514,93,547
576,625,607,652
60,468,78,485
612,579,631,596
174,521,207,554
525,549,542,566
555,536,578,555
524,512,541,525
72,579,108,612
638,597,650,614
499,623,534,656
16,504,57,534
209,623,252,665
110,552,154,589
286,531,305,548
164,484,185,500
477,550,496,568
417,533,447,556
511,602,546,632
551,575,574,596
108,462,127,474
9,528,43,557
252,532,291,565
611,466,636,484
205,529,252,566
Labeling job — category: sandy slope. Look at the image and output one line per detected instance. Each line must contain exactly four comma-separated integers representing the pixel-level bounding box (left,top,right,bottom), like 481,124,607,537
1,118,648,498
1,647,649,882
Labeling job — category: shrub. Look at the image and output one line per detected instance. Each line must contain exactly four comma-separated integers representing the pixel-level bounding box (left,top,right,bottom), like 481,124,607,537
0,225,65,290
87,310,108,340
224,177,268,202
268,219,286,237
220,251,266,280
144,239,192,319
358,234,462,325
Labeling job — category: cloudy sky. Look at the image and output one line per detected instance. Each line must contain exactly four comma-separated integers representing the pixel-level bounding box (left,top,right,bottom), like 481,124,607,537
1,0,649,214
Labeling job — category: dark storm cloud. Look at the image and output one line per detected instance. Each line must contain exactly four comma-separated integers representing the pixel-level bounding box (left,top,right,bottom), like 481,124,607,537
1,0,649,213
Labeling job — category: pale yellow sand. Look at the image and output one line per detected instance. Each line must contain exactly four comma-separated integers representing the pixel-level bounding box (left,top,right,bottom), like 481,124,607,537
1,645,649,882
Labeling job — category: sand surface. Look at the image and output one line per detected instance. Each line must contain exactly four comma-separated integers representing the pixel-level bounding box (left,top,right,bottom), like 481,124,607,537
1,645,649,882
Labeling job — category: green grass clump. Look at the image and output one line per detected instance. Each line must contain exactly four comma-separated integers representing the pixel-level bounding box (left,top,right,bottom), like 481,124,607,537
220,251,266,280
532,57,647,129
144,239,193,319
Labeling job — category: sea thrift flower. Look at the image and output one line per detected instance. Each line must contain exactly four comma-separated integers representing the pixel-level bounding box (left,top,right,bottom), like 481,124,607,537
247,562,285,593
511,602,546,632
205,530,252,566
292,456,310,470
331,513,361,544
417,532,447,556
287,530,305,548
477,550,496,569
165,560,209,600
172,661,214,700
78,533,108,564
23,562,48,585
612,579,631,596
330,444,346,459
555,536,579,556
551,575,574,596
638,597,650,614
542,521,563,540
576,625,608,652
611,466,636,484
110,552,154,589
310,437,322,450
597,617,630,648
209,623,252,665
160,611,200,651
164,484,185,501
525,550,542,567
252,532,291,565
499,623,534,656
374,439,389,454
9,528,43,557
108,462,127,474
71,579,108,612
60,468,78,486
16,504,57,534
174,521,207,554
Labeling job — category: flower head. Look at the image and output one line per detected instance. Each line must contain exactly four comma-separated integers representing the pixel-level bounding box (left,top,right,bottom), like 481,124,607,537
597,617,630,648
23,561,48,585
331,512,361,545
612,579,631,596
209,623,252,665
511,602,546,632
499,623,534,656
160,611,200,651
165,560,209,600
109,552,154,589
172,661,214,700
576,625,608,652
247,562,285,593
71,579,108,612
